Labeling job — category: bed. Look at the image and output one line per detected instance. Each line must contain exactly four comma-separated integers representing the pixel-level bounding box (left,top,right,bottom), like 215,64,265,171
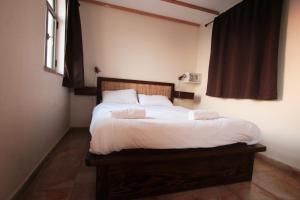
86,77,266,200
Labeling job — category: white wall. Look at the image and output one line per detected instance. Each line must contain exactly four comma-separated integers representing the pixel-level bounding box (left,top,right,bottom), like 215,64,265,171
0,1,70,199
70,2,200,127
196,0,300,169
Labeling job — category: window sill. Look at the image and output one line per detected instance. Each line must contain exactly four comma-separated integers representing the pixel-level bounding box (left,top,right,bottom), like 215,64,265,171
44,66,63,77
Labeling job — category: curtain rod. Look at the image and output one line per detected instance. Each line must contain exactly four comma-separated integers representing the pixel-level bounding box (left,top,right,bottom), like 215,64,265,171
205,0,245,27
205,20,214,27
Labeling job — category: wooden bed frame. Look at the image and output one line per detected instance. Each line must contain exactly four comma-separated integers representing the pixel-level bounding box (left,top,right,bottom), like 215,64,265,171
86,77,266,200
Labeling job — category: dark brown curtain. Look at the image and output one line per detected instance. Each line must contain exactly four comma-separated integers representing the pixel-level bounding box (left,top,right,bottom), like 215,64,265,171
63,0,85,88
206,0,283,100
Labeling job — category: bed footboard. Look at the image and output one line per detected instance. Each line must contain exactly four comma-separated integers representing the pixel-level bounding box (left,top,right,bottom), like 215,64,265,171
86,143,266,200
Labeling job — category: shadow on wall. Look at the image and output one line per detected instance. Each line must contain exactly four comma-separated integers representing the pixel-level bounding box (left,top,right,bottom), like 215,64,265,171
277,0,289,100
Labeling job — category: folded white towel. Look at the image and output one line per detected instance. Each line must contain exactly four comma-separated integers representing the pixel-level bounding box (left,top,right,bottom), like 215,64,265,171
111,108,146,119
189,110,219,120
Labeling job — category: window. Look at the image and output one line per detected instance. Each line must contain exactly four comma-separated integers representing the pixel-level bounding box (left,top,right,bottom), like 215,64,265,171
45,0,66,75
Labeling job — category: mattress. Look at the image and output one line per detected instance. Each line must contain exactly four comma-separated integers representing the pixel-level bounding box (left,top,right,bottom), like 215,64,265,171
89,103,261,155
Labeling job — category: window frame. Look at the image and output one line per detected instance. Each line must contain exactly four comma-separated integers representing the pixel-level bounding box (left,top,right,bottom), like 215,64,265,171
44,0,62,76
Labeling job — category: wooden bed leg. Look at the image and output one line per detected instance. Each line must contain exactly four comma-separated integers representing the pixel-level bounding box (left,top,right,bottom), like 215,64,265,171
96,166,109,200
248,154,255,181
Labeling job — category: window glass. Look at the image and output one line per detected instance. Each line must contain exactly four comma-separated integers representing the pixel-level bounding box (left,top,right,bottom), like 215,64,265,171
47,0,55,9
46,11,56,68
44,0,65,74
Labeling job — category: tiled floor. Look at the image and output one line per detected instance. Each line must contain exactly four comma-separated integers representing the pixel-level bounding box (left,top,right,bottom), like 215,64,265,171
18,129,300,200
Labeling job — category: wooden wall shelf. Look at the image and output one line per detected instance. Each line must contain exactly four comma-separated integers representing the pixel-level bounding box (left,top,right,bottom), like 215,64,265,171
74,87,97,96
174,91,194,99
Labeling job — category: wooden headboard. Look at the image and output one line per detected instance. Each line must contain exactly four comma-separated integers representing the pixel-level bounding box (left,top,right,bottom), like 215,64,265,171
97,77,175,104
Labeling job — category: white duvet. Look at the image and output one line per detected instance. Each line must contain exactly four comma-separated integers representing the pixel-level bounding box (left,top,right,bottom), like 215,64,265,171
89,103,261,155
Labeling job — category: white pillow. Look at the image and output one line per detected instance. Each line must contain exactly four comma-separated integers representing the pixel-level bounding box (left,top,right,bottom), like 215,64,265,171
138,94,173,106
102,89,138,104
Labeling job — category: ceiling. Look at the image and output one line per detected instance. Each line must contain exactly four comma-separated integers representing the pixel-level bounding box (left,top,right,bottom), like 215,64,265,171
177,0,242,12
96,0,242,25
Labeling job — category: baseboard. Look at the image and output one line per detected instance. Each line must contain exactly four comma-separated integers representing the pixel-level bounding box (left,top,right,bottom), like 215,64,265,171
10,127,70,200
257,153,300,177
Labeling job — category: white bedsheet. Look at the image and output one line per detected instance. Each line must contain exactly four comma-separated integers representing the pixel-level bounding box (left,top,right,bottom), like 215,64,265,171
89,103,261,155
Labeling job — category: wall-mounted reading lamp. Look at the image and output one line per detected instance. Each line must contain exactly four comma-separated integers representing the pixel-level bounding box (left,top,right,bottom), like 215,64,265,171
178,74,187,81
94,66,101,74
